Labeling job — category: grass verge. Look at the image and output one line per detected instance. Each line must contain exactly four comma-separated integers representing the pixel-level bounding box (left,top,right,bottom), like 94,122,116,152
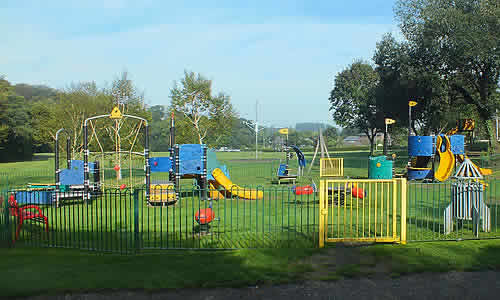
3,239,500,298
0,247,318,298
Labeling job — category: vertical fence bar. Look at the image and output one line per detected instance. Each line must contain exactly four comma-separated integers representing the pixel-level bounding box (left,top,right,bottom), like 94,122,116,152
319,180,325,248
393,180,397,240
401,178,407,244
134,189,139,253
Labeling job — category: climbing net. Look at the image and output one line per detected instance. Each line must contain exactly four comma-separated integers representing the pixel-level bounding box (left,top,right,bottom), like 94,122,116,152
84,112,148,190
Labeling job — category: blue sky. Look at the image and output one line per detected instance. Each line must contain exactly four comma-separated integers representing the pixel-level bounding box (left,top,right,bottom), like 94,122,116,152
1,0,400,127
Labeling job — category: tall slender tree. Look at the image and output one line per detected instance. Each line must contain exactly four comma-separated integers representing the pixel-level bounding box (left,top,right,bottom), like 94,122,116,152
329,61,380,155
170,71,236,145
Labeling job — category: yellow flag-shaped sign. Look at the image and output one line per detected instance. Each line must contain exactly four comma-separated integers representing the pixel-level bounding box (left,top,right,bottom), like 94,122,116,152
408,101,418,107
110,106,123,119
385,118,396,125
279,128,289,135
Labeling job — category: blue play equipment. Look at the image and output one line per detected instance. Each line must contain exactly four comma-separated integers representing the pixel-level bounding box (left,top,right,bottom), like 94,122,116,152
276,144,306,184
290,145,306,169
408,136,434,156
407,134,465,180
277,164,288,177
14,190,53,205
449,135,465,155
12,129,102,206
176,144,205,176
148,145,231,204
59,160,97,186
147,115,231,204
149,157,173,173
407,136,435,180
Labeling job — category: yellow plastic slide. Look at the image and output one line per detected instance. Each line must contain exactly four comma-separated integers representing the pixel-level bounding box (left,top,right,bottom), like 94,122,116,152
209,181,226,200
456,155,492,176
435,135,455,182
211,168,264,200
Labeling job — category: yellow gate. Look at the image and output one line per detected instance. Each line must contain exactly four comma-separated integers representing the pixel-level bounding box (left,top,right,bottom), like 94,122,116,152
320,158,344,177
319,178,407,247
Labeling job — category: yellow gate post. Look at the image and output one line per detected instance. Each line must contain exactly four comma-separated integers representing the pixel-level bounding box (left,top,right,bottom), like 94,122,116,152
319,179,326,248
400,178,407,244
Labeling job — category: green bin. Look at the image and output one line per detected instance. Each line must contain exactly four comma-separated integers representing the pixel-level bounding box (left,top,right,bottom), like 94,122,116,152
368,156,393,179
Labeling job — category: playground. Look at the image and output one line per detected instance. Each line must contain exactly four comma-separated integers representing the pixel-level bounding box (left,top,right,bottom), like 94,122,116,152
0,105,500,252
2,151,500,251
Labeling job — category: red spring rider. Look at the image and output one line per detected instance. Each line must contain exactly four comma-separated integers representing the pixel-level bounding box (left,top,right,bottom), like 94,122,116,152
195,202,216,233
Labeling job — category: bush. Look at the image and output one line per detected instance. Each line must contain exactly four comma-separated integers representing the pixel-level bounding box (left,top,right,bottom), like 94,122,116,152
469,142,489,152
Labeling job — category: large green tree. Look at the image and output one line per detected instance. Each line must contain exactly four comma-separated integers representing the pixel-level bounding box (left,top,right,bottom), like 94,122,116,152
395,0,500,145
373,33,460,136
0,77,34,161
170,71,236,146
329,61,380,155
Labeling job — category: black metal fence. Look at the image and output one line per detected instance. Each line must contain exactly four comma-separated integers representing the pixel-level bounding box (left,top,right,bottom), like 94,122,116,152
2,180,500,253
407,180,500,242
0,186,319,253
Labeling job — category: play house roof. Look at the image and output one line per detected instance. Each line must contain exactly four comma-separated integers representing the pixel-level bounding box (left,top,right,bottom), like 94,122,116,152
453,157,483,180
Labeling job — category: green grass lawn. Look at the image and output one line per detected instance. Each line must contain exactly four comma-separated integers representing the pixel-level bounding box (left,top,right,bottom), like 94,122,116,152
1,239,500,297
2,150,500,250
2,150,500,297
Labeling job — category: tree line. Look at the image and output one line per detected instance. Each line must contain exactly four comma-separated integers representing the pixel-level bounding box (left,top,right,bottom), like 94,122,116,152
329,0,500,154
1,70,346,162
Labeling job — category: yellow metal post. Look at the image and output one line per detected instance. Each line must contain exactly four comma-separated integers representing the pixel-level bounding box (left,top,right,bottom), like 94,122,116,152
392,179,397,240
319,179,325,248
400,178,407,244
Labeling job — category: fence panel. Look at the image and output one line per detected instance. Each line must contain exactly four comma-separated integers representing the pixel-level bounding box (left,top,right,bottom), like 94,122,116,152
319,178,406,247
4,189,136,253
137,186,318,249
407,180,500,242
3,186,320,251
320,158,344,177
4,179,500,252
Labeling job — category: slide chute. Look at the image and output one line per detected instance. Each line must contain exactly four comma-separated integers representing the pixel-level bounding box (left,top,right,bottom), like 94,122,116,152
211,168,264,200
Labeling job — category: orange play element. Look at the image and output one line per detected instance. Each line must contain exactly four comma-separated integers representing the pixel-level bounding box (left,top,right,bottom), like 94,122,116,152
294,185,314,195
351,187,365,199
348,183,365,199
195,208,215,225
120,184,127,190
114,164,121,171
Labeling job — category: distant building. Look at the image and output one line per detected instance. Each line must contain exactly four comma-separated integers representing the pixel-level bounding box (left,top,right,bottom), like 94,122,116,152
342,133,384,146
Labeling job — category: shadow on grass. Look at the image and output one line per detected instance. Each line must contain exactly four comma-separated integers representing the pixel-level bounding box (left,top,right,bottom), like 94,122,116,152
361,239,500,276
8,220,319,252
0,244,320,298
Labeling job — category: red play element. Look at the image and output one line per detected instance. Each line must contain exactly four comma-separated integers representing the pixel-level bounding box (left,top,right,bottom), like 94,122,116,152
114,164,120,171
120,184,127,190
154,161,158,166
294,185,314,195
351,187,365,199
8,194,49,242
195,208,215,225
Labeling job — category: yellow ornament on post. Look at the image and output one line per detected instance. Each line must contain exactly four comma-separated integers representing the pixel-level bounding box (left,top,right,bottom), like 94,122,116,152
278,128,289,135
